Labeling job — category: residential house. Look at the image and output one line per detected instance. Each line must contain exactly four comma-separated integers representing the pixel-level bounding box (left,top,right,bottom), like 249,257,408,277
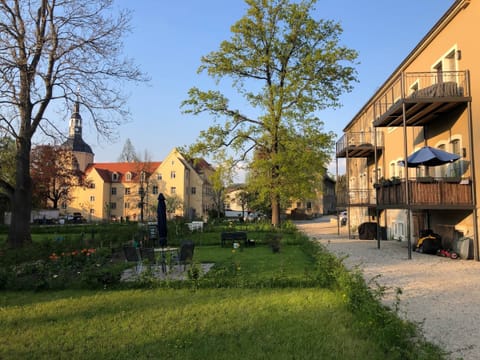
61,103,215,221
286,174,336,219
336,0,478,260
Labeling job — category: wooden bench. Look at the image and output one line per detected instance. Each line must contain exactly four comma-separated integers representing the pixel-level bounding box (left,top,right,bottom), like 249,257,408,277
221,231,248,247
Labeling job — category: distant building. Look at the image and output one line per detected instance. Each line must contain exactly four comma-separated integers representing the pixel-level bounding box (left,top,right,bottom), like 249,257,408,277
61,103,215,222
286,174,336,220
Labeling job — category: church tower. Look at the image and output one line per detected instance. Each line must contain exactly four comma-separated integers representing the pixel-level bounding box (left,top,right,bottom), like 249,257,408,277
62,101,94,172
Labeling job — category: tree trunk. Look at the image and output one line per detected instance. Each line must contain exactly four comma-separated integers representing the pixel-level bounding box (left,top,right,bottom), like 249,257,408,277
271,194,281,227
8,138,33,248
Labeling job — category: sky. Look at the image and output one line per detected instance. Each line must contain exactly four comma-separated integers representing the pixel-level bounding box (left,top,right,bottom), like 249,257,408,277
73,0,455,175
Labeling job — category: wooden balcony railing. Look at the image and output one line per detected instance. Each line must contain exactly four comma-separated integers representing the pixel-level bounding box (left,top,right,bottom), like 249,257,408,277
375,178,473,209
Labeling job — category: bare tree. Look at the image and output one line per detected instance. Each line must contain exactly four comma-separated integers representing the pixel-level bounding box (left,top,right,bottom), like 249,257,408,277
118,138,140,162
0,0,147,248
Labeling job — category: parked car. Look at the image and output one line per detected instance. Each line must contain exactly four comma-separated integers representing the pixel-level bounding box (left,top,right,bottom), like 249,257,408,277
65,212,85,224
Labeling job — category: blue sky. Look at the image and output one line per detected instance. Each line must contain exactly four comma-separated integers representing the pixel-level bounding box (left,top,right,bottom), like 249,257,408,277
77,0,454,174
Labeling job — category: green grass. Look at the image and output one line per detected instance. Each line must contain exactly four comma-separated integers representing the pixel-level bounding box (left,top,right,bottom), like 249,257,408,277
195,245,312,279
0,222,447,359
1,288,397,360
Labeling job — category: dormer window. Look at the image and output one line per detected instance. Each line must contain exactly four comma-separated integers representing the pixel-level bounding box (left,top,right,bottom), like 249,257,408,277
126,172,132,181
112,172,119,182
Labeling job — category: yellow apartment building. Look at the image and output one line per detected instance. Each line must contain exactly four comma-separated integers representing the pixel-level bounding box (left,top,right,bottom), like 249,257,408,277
61,103,215,222
336,0,479,260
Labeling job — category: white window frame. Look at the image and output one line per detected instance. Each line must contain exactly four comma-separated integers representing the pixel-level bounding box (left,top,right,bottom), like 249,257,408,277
392,221,405,241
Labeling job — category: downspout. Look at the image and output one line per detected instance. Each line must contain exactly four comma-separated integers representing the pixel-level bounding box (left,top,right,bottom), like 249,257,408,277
336,155,340,235
374,125,380,249
465,70,479,260
346,137,351,239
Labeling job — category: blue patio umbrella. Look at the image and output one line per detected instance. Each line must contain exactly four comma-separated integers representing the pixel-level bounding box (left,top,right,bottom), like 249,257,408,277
405,146,460,167
157,193,167,247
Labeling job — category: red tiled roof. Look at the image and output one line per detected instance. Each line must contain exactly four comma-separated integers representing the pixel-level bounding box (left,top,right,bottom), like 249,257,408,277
85,161,162,183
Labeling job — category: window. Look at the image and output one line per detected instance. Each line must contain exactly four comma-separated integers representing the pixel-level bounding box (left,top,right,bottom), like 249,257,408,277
392,222,405,241
89,182,96,189
396,160,403,178
111,187,117,195
171,187,176,194
140,171,146,182
409,80,419,95
125,188,131,195
126,172,132,181
170,171,176,179
450,139,463,176
110,202,117,210
191,187,196,195
90,209,95,215
125,202,130,209
306,202,312,210
433,48,458,84
152,185,158,195
90,196,95,202
390,162,396,178
157,173,162,180
61,202,67,209
112,172,119,181
437,144,447,177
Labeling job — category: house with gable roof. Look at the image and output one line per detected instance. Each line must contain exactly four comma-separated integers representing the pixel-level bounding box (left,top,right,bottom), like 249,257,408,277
61,102,215,222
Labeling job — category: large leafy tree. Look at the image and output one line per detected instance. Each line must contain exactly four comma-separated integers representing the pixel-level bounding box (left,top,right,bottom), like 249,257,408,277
182,0,357,226
30,145,84,209
0,0,146,247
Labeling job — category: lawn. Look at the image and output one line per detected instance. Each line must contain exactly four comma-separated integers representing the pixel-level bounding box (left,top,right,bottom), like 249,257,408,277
1,288,402,360
0,222,446,359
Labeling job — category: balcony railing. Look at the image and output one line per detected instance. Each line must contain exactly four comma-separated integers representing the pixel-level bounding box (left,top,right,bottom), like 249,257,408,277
336,189,376,207
375,178,473,208
373,71,470,127
336,131,384,158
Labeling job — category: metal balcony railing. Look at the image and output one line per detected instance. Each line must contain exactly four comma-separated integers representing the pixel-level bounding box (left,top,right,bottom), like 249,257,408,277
374,71,469,117
336,189,376,207
336,131,384,158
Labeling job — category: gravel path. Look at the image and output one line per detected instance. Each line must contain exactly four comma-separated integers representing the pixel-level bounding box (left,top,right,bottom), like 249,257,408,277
295,217,480,360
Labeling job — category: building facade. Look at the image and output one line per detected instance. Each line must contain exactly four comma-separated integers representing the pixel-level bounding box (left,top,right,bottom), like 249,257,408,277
61,104,215,222
336,0,479,259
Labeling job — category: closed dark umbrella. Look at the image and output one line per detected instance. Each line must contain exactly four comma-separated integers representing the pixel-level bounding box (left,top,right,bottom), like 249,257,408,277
406,146,460,167
157,193,167,247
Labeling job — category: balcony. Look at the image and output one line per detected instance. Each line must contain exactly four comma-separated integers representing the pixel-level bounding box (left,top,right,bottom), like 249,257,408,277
336,189,376,207
375,178,473,209
336,131,384,158
373,71,471,127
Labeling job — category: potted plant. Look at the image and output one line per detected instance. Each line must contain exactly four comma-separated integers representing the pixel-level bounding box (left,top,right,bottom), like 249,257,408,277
390,176,401,185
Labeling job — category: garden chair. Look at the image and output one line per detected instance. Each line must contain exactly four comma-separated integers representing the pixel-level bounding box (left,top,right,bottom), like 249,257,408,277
176,240,195,271
123,246,142,273
140,247,157,270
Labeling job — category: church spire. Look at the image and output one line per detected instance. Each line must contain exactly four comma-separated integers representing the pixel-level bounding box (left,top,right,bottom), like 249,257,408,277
68,100,82,138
